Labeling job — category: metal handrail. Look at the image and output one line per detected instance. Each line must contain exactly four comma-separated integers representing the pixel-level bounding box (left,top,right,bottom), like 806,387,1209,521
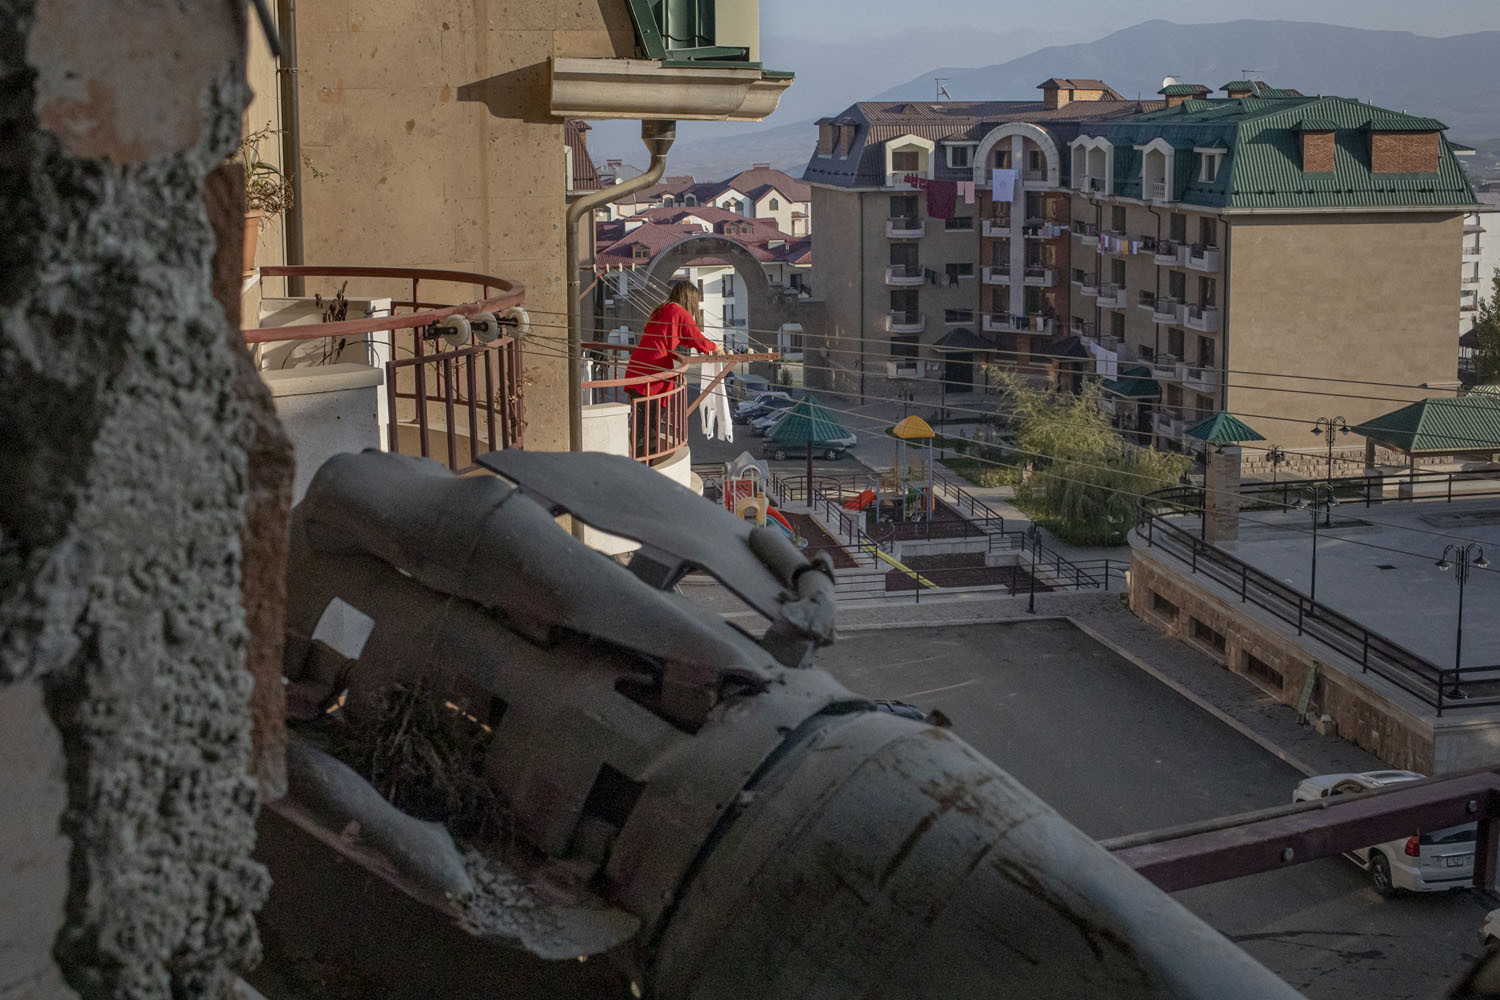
1136,477,1500,714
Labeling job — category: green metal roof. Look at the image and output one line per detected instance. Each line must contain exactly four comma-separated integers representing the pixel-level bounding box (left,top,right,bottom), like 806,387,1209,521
1183,412,1265,444
1091,95,1476,211
1295,118,1340,132
765,394,854,445
1350,395,1500,454
1363,113,1448,132
1099,365,1161,399
1159,83,1211,96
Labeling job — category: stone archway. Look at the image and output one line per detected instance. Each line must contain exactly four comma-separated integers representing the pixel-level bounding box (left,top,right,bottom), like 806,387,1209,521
629,234,800,353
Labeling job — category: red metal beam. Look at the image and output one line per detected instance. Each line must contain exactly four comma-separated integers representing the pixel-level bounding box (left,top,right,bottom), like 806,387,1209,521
1110,771,1500,892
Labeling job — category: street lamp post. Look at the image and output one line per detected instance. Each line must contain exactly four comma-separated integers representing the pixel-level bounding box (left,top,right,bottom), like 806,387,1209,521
1294,484,1337,633
1311,416,1350,483
1267,445,1286,484
1027,525,1039,614
1436,543,1489,700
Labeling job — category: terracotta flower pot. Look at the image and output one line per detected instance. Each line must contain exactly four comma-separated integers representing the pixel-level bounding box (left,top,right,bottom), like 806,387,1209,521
242,209,265,274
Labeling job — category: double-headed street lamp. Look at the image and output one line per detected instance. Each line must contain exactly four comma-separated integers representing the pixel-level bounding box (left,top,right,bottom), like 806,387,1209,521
1294,484,1337,631
1435,543,1489,700
1311,416,1350,483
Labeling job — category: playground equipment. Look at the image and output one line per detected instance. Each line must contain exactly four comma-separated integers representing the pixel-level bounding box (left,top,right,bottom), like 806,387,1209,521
889,415,936,523
723,452,804,547
842,489,877,512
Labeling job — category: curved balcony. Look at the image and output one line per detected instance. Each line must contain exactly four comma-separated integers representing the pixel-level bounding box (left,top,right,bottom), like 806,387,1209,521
1151,297,1184,324
244,264,527,477
1096,283,1126,308
1078,274,1100,297
1187,244,1220,271
885,264,925,287
1075,222,1100,247
1153,240,1187,267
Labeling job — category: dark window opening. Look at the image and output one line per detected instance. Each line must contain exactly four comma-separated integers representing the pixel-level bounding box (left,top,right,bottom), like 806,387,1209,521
1152,591,1179,619
1244,653,1284,691
1192,617,1227,653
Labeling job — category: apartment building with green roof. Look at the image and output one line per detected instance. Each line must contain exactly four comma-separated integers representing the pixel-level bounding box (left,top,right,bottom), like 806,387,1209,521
1068,83,1477,450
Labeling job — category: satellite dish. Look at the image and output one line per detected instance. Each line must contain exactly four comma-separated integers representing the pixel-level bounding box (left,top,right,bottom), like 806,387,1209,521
1162,75,1179,89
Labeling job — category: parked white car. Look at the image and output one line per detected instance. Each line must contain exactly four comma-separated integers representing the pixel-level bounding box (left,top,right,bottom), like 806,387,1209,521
734,391,791,418
1292,770,1476,895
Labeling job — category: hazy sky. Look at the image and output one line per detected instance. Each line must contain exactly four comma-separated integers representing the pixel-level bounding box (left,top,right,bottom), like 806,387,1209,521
761,0,1500,50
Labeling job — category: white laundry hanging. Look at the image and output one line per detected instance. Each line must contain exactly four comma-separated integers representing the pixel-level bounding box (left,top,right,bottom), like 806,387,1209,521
699,361,733,443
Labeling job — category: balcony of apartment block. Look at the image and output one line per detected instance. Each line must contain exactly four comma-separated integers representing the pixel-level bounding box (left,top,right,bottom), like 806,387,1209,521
1463,239,1482,258
1075,222,1100,247
984,312,1057,336
1182,364,1220,395
1148,180,1171,204
1148,295,1185,324
1080,176,1107,196
1095,282,1126,309
1463,274,1483,287
885,264,925,287
886,310,925,334
982,212,1014,238
1185,303,1219,333
1145,354,1179,383
1022,265,1055,287
1153,240,1187,267
1097,231,1130,256
981,264,1012,286
886,358,924,379
1153,409,1186,440
886,215,925,238
1465,221,1485,235
1186,243,1220,272
243,265,527,501
1077,273,1100,297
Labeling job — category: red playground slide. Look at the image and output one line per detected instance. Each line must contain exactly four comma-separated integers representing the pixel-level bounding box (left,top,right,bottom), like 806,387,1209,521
842,489,877,511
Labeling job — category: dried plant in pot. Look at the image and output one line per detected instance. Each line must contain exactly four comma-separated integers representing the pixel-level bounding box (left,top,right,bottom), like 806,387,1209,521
238,122,293,273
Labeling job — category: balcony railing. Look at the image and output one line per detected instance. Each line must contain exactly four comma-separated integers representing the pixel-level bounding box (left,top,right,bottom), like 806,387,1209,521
1149,179,1169,202
1153,410,1184,438
1186,303,1219,332
985,313,1058,335
1464,241,1482,257
886,359,922,378
244,264,526,474
981,265,1011,285
1153,240,1186,266
887,311,925,333
1463,275,1482,286
1187,244,1220,271
885,263,924,286
1023,265,1055,286
1183,365,1220,394
1151,297,1184,324
1079,273,1100,296
1075,222,1100,246
1096,283,1126,308
982,215,1013,238
887,216,925,238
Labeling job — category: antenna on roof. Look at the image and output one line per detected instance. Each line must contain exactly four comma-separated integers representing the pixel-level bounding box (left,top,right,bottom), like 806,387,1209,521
935,78,952,101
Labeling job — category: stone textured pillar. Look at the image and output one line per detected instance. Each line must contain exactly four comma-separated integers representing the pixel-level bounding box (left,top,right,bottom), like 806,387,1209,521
1,2,270,995
1204,445,1242,543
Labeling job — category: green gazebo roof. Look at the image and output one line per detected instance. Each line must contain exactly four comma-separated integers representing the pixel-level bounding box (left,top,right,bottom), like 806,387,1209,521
1184,412,1265,444
1351,394,1500,454
765,394,853,445
1099,365,1161,399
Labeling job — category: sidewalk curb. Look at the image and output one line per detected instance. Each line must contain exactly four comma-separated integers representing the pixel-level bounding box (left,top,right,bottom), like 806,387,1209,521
1066,616,1322,778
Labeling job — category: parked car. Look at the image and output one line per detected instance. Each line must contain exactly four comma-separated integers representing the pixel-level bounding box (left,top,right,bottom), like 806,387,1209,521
750,408,801,436
1292,770,1477,895
760,432,857,462
739,397,798,424
726,372,772,401
735,391,792,419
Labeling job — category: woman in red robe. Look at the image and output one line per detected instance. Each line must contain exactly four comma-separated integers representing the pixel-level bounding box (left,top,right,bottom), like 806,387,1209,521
624,282,719,458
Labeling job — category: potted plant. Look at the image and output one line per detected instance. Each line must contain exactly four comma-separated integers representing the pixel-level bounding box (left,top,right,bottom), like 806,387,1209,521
237,123,293,274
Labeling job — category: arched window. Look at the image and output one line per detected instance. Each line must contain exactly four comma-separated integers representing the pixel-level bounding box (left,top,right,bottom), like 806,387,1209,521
684,194,697,205
769,198,780,210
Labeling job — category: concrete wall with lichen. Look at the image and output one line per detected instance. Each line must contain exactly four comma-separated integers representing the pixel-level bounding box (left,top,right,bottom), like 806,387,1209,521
0,1,271,995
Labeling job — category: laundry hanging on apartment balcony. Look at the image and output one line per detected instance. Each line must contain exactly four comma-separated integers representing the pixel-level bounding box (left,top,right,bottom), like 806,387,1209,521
958,180,976,204
698,358,733,443
926,180,957,219
991,167,1017,203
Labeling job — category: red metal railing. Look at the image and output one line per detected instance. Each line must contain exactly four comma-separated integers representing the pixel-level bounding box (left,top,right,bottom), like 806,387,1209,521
580,343,781,464
243,265,526,472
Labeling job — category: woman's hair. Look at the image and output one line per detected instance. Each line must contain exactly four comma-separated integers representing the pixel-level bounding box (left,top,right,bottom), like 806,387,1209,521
665,280,701,317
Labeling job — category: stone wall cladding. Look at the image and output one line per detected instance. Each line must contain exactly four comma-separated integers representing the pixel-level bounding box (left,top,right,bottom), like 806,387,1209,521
1370,131,1440,175
1128,547,1435,773
1,3,269,996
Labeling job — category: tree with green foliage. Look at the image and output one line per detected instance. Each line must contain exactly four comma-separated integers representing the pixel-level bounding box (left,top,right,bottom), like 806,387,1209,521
992,373,1191,545
1470,266,1500,385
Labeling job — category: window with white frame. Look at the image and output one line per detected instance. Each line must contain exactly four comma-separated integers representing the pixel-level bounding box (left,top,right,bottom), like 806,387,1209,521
769,197,779,210
947,144,972,169
1200,151,1223,183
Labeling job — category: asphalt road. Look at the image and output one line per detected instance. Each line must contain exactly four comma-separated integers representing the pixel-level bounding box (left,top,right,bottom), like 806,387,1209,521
814,620,1492,1000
